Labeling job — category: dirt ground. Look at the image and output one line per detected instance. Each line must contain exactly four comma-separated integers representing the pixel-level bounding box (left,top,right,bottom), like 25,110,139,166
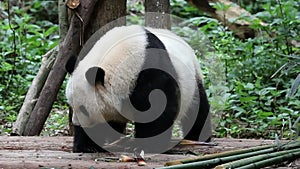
0,136,298,169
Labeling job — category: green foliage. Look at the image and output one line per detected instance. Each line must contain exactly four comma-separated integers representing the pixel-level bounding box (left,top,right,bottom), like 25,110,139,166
41,108,70,136
0,1,59,134
169,0,300,139
218,80,299,138
0,0,299,139
171,0,205,18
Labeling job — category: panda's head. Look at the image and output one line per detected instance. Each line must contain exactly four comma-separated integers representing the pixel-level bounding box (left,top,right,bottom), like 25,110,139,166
66,60,110,127
65,25,148,128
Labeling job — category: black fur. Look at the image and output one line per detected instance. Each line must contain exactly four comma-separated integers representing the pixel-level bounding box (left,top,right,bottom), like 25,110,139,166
145,29,166,50
72,28,211,153
129,29,180,139
85,67,105,86
131,69,180,138
79,105,90,117
66,56,77,74
73,122,126,153
73,125,105,153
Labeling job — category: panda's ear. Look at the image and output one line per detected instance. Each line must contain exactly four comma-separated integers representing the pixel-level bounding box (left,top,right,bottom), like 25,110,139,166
85,67,105,86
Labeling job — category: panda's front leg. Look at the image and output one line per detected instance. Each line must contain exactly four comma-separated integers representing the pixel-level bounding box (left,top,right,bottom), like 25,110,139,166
73,125,106,153
73,122,126,153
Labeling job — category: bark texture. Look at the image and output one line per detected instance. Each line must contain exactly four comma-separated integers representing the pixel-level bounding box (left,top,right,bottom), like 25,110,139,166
23,0,98,136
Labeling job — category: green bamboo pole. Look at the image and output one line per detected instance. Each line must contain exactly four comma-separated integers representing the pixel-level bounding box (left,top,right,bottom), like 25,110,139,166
164,144,275,166
236,149,300,169
215,148,300,169
159,148,279,169
158,141,300,169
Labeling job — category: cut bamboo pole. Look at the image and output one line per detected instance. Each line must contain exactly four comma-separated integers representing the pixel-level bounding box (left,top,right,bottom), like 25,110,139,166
165,144,275,166
215,148,300,169
236,150,300,169
161,141,300,169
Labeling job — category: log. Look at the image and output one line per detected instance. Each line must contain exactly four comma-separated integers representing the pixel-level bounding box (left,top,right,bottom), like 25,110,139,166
23,0,98,136
0,137,276,153
0,136,72,151
12,47,58,136
186,0,266,39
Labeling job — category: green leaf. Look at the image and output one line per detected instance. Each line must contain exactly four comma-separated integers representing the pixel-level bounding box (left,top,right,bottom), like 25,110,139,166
1,62,13,71
240,96,258,103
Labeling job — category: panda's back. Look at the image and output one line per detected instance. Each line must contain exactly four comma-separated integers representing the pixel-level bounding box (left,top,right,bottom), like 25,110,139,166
75,25,199,119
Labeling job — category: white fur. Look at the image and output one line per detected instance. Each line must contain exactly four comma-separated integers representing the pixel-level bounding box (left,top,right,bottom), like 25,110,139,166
66,25,202,128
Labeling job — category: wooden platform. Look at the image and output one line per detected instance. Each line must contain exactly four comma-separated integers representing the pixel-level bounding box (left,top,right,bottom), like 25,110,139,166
0,136,298,169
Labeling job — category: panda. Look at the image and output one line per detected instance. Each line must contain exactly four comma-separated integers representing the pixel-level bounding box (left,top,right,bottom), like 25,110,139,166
65,25,211,153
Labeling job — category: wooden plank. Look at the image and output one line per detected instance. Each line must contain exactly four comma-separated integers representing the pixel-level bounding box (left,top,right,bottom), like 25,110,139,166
0,136,297,169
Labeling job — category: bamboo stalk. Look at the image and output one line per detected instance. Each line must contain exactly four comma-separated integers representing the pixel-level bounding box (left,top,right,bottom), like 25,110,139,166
215,148,300,169
237,149,300,169
165,144,275,166
160,141,300,169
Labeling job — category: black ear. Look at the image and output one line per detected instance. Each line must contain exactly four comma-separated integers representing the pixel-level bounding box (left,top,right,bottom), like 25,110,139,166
85,67,105,86
66,56,77,74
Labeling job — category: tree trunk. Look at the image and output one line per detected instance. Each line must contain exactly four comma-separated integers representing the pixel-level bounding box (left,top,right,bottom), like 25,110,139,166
22,0,127,136
13,0,69,136
145,0,171,29
23,0,98,136
84,0,127,41
59,0,69,42
12,47,57,136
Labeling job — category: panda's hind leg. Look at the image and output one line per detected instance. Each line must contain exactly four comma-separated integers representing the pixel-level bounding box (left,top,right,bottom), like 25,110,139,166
182,77,211,142
131,69,180,152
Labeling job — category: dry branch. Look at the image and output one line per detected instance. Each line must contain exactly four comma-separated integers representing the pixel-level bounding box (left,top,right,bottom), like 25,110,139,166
12,47,58,136
23,0,98,136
